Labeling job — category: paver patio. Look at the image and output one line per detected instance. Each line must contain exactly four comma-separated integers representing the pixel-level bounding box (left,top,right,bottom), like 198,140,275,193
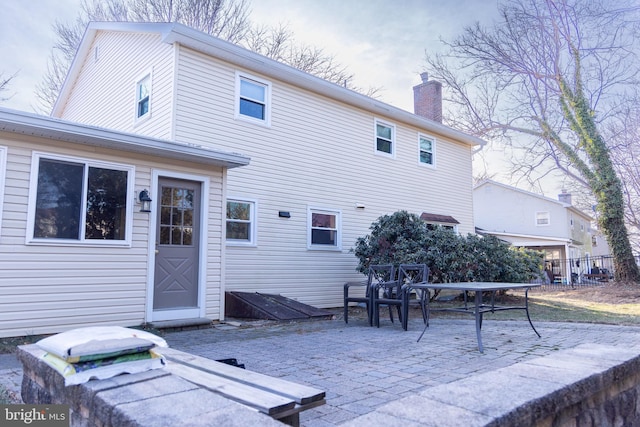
2,310,640,426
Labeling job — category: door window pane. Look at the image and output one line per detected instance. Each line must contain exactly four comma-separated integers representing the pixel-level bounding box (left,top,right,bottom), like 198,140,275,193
159,185,195,246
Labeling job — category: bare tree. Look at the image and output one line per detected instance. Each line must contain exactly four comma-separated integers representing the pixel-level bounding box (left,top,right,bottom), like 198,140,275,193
37,0,360,112
0,72,17,102
606,102,640,252
426,0,640,282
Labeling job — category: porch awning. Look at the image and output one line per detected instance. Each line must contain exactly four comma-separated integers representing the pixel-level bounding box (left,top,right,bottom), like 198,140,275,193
420,212,460,224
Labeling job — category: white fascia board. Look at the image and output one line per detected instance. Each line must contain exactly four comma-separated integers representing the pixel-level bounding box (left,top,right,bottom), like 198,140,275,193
481,229,571,245
0,108,250,169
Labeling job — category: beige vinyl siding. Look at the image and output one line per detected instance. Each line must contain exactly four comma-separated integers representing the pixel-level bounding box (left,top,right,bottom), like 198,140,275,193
0,132,225,338
56,31,175,140
172,46,475,308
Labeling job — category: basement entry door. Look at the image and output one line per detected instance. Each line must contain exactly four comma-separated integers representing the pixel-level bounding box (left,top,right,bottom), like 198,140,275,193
153,178,201,317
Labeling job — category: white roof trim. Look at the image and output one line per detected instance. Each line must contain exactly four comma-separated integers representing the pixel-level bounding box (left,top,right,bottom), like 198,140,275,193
54,21,485,148
478,229,571,244
0,108,250,169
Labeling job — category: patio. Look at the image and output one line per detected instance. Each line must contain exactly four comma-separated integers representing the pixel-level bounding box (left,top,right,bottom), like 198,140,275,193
162,310,640,426
3,307,640,425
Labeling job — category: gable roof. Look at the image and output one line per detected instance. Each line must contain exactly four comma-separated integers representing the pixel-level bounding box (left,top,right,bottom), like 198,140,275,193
54,21,485,148
474,179,593,221
0,108,250,168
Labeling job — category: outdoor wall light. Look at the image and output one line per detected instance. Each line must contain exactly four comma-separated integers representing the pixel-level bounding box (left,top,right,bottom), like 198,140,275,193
139,189,152,213
278,211,291,218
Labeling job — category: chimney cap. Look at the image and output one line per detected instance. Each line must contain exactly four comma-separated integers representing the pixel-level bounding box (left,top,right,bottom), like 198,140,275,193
420,72,429,83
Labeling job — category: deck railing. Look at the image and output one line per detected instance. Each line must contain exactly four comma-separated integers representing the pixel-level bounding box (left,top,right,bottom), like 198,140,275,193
531,254,640,290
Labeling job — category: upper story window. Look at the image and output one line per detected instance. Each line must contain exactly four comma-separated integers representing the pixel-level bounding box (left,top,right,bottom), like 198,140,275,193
419,134,435,166
308,207,341,250
375,120,395,156
536,211,550,226
226,199,256,246
236,73,271,125
135,73,151,120
27,153,133,245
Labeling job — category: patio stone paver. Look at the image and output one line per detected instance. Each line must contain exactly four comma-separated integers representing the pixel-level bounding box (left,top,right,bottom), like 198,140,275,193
2,313,640,426
164,316,640,426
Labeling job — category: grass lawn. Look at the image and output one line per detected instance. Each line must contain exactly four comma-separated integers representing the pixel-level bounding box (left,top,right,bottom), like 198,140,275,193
429,283,640,325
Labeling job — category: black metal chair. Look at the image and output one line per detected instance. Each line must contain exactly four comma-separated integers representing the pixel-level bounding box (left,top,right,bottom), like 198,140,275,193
398,264,430,331
344,264,395,325
373,263,430,330
371,266,404,328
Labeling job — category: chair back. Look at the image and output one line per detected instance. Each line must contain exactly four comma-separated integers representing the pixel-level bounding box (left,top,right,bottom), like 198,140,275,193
398,264,429,285
368,264,395,294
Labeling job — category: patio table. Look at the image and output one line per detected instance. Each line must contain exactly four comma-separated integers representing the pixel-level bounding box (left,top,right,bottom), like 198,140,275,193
410,282,542,352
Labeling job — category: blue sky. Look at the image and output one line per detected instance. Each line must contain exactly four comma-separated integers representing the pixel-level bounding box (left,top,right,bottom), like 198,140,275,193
1,0,500,112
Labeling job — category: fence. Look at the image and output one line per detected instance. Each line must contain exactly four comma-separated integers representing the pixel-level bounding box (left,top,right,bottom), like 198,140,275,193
532,254,640,290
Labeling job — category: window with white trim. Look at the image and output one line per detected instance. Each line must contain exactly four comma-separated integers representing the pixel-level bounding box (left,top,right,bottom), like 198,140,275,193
308,208,341,250
236,73,270,125
135,74,151,119
375,120,395,156
27,153,133,244
226,199,256,245
419,134,435,166
0,146,6,235
536,211,550,226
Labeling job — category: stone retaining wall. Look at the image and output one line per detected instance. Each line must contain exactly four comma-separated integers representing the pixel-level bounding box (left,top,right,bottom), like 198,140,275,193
18,342,640,426
17,344,282,427
344,343,640,427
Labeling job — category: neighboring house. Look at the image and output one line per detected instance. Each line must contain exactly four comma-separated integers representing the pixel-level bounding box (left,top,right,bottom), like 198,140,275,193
474,180,594,283
0,108,248,337
48,22,484,327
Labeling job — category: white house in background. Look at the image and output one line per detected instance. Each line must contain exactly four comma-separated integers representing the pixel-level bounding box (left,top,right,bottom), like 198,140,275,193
473,180,594,283
0,108,248,338
49,21,484,326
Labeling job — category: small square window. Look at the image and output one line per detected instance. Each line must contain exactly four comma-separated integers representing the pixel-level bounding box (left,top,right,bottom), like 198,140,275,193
536,212,550,226
226,199,256,245
136,74,151,119
308,208,341,250
419,134,435,166
375,121,394,155
236,73,271,125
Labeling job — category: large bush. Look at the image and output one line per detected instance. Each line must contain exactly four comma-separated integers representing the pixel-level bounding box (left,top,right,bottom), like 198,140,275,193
353,211,543,283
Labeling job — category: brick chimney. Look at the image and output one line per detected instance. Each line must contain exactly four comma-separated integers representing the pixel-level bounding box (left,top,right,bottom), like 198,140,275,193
413,72,442,123
558,190,572,205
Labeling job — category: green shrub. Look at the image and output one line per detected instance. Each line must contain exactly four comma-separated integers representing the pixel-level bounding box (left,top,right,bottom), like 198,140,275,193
353,211,543,283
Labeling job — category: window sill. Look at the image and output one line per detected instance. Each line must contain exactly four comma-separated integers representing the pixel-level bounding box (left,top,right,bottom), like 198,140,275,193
307,245,342,252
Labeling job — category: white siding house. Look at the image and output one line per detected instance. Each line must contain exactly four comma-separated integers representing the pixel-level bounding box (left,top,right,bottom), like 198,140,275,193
0,108,248,337
52,22,484,322
474,180,594,283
